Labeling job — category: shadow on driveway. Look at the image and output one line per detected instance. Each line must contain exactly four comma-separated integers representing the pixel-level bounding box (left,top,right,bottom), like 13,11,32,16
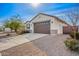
31,34,79,56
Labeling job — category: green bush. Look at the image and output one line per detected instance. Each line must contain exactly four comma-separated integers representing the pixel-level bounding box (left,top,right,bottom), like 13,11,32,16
64,39,78,50
70,32,79,40
0,27,3,32
0,29,2,32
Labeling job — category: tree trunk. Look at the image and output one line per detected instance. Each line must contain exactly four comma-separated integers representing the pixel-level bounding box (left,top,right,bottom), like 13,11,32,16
15,29,17,33
73,26,76,40
11,29,13,33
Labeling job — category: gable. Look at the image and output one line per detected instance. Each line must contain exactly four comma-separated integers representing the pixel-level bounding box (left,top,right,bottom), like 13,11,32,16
31,14,53,23
30,13,69,25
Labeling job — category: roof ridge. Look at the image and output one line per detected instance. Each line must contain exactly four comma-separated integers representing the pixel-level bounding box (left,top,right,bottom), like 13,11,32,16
25,13,70,25
38,13,70,25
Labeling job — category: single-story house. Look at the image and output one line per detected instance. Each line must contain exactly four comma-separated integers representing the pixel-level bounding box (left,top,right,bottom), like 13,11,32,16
25,13,69,34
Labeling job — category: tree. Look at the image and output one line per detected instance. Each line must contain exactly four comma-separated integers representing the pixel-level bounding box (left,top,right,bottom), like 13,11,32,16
0,26,3,32
4,20,13,32
65,7,79,39
4,15,25,33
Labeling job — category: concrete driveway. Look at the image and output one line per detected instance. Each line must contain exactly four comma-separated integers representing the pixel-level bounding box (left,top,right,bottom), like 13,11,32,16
0,33,48,52
23,33,48,41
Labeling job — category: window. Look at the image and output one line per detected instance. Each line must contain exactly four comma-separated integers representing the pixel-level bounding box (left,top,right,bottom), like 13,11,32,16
27,24,30,29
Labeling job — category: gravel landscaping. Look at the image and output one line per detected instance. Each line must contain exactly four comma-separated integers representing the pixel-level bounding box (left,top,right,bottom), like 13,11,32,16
0,33,47,56
31,34,79,56
0,42,47,56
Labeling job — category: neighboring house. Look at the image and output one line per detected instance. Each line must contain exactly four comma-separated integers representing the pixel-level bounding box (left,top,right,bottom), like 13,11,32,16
26,13,69,34
25,21,30,32
4,28,11,33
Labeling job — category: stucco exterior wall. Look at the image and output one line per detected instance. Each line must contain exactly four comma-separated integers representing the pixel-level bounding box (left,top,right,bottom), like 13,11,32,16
30,14,68,34
50,18,68,34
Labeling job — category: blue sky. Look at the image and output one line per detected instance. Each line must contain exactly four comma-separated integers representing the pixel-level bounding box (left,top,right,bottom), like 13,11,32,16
0,3,79,25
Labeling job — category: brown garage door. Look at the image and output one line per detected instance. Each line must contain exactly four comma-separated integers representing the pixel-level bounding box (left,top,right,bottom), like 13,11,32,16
34,21,50,34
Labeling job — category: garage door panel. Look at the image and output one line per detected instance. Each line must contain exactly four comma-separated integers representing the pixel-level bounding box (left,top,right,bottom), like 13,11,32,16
34,21,50,34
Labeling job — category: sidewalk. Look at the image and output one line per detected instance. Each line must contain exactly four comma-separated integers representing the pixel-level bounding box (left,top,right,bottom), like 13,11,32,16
0,33,47,52
0,35,29,51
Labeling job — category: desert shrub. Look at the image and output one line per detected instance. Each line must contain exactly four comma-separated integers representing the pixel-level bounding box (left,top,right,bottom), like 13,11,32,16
76,32,79,39
16,29,30,35
64,39,78,50
70,32,79,40
69,32,74,38
24,30,30,33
